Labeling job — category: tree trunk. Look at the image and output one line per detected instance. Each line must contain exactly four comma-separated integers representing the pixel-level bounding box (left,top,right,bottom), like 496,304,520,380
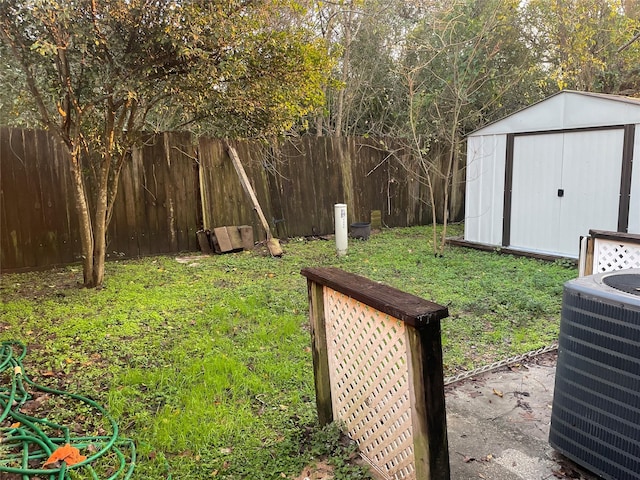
335,8,353,137
92,174,108,287
426,163,438,256
69,149,95,287
439,122,459,256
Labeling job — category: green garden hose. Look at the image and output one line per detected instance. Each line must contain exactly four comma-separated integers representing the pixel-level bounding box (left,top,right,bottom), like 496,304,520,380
0,341,136,479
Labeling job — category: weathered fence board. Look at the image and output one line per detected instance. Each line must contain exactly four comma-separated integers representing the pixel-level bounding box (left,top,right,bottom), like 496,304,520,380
1,128,199,272
102,132,200,260
272,137,345,237
1,127,464,272
1,128,82,270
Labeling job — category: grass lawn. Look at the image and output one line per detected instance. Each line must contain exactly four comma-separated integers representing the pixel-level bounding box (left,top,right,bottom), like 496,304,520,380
0,225,577,479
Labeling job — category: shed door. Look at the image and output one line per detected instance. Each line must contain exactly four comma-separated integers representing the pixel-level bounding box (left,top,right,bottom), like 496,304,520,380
510,129,624,257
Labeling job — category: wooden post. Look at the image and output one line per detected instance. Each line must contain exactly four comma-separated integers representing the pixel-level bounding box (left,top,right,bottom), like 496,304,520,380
406,322,450,479
196,230,212,254
307,280,333,426
226,142,282,256
370,210,382,229
585,236,595,276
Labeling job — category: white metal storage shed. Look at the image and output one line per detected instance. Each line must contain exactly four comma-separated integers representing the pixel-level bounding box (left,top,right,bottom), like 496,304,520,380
464,90,640,258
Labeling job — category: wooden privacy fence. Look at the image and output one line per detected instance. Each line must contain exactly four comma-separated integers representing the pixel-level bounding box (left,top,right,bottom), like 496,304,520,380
1,127,465,272
197,136,465,239
579,230,640,276
0,128,200,272
301,267,450,480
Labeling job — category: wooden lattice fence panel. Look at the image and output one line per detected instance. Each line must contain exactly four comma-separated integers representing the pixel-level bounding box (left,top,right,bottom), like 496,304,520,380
325,291,415,478
594,238,640,272
579,230,640,276
302,267,450,480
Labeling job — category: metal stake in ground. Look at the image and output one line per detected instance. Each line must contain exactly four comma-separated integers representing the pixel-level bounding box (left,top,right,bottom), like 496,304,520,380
225,142,283,257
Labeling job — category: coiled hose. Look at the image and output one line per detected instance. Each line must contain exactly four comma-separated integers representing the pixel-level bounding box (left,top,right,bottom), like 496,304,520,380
0,341,136,479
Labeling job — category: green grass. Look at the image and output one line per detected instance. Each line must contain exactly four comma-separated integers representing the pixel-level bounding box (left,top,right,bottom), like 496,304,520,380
0,225,577,479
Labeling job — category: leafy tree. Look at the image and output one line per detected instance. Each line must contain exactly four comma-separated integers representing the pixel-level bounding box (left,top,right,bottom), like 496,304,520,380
0,0,330,287
395,0,545,254
303,0,413,136
332,0,412,136
523,0,640,94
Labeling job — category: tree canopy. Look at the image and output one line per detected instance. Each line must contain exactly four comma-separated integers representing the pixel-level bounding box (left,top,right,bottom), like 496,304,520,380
304,0,640,138
0,0,330,136
0,0,332,286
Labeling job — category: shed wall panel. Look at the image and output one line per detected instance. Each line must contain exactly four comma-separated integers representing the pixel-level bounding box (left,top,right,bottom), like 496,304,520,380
556,130,623,255
510,134,564,254
471,92,640,137
562,95,637,129
470,94,567,135
464,135,506,245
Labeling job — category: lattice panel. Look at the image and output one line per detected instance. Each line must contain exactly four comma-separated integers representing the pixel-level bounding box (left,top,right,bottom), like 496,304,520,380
324,288,415,480
594,239,640,273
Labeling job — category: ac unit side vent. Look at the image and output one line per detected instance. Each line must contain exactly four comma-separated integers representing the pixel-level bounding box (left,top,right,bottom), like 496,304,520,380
550,271,640,480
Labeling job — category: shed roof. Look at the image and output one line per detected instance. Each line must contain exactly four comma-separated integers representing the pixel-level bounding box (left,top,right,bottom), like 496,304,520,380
469,90,640,137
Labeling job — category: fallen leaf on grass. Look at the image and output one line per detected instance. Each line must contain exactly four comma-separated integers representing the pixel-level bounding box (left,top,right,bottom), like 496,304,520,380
20,394,51,415
43,444,86,468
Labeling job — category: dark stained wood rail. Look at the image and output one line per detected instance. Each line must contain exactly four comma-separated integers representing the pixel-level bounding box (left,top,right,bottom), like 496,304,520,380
301,267,449,328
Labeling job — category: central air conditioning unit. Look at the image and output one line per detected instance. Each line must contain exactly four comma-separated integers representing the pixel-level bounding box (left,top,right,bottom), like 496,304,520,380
549,268,640,480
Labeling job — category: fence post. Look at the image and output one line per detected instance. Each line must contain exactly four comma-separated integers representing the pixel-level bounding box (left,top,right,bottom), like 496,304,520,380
301,267,450,480
406,322,449,478
308,280,333,426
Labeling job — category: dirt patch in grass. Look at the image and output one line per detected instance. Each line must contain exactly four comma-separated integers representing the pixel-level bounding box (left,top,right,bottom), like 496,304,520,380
0,267,84,301
294,460,334,480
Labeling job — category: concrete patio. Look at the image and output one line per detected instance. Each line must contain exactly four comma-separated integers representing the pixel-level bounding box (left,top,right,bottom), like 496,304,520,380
446,351,600,480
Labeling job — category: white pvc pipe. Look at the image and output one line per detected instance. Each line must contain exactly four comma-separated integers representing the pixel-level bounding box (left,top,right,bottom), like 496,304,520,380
334,203,348,256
